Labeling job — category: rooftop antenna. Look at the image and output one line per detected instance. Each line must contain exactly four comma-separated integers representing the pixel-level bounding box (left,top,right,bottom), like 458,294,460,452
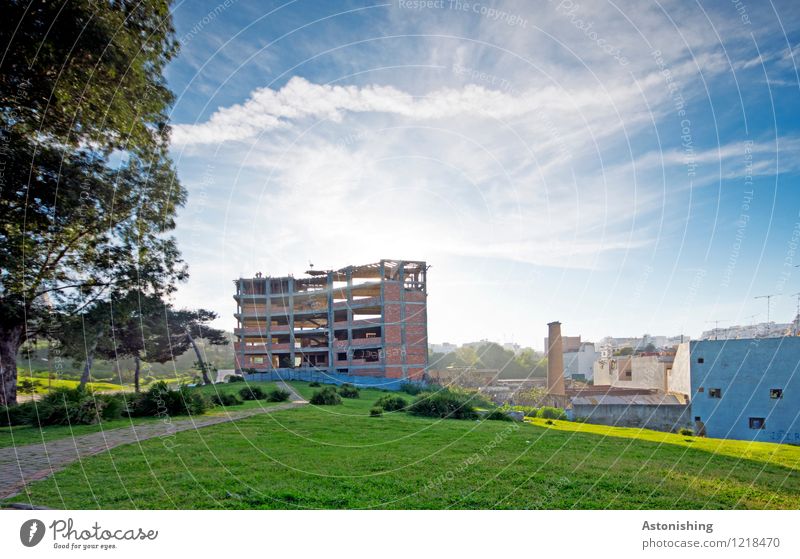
754,294,776,324
704,319,729,340
743,313,759,326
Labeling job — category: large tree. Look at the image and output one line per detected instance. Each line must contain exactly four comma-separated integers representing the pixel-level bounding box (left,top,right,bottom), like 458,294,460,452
0,1,185,405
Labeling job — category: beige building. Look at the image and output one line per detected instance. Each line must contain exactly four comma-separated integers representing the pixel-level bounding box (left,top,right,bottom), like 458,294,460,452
593,354,684,394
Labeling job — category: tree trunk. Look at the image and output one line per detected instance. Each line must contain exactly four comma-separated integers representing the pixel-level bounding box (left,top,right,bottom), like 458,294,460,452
0,325,23,406
187,329,211,385
134,354,141,393
79,351,94,388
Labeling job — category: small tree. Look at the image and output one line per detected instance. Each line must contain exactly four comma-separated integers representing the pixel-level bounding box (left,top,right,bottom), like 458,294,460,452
95,292,174,393
168,309,228,385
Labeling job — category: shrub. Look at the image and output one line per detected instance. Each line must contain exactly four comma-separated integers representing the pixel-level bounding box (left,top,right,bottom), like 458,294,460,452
503,404,539,418
97,393,123,421
267,389,291,402
399,382,424,395
374,394,408,412
239,386,268,401
33,387,125,426
407,389,478,420
338,383,360,399
227,375,245,383
537,406,567,420
484,409,512,421
0,402,37,427
211,392,242,407
679,428,694,436
309,387,342,406
370,406,383,417
308,381,321,387
128,382,210,417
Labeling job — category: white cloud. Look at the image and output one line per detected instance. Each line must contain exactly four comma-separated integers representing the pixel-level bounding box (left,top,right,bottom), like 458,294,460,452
171,76,649,146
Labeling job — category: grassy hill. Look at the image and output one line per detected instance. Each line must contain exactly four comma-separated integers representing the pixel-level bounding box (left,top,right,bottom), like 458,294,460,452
17,334,236,382
5,382,800,509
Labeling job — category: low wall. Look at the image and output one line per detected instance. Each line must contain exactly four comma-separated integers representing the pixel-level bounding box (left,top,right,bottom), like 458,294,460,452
243,369,417,391
571,403,692,433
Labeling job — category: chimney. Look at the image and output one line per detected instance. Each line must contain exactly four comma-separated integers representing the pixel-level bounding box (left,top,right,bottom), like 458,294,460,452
547,321,566,395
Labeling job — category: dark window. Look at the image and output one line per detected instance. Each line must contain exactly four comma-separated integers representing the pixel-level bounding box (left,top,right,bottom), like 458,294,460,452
336,368,349,374
770,388,783,399
749,417,766,430
708,388,721,398
337,352,347,361
694,416,701,422
697,357,704,364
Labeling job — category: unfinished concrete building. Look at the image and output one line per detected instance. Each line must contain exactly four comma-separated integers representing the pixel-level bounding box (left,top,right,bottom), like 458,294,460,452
233,260,428,387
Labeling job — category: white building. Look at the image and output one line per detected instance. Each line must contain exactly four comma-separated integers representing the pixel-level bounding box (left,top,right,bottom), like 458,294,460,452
563,342,598,381
700,321,792,340
430,342,458,354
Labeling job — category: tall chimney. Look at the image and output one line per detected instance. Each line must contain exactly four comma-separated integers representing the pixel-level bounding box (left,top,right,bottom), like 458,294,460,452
547,321,566,395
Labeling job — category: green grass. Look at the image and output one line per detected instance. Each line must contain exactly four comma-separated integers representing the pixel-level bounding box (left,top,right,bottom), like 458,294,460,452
17,377,124,394
4,381,800,509
0,381,283,448
192,380,285,410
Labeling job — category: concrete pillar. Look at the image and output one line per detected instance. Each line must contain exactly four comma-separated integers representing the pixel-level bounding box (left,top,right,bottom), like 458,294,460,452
547,321,566,395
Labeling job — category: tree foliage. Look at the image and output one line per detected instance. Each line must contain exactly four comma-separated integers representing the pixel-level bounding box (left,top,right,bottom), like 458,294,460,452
429,342,548,379
0,1,184,404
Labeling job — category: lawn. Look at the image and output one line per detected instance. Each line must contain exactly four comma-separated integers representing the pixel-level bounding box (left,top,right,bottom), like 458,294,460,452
0,381,284,448
18,377,124,394
4,381,800,509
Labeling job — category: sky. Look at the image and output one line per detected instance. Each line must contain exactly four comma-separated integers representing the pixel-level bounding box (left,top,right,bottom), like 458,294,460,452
163,0,800,351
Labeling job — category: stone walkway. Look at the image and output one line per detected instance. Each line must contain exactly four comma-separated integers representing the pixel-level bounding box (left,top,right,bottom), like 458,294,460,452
0,382,307,500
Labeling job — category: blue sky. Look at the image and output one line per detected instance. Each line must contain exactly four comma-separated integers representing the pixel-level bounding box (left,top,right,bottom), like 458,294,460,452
163,0,800,350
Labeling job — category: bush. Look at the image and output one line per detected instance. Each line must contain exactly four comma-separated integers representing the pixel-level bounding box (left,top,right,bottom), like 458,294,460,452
370,406,383,417
97,393,123,421
679,428,694,436
537,406,567,420
309,387,342,406
128,382,210,417
309,381,321,387
227,375,245,383
0,401,37,427
239,386,268,401
33,387,125,426
267,389,291,402
407,389,478,420
211,392,242,407
503,404,539,418
399,382,424,395
338,383,360,399
484,409,512,421
374,394,408,412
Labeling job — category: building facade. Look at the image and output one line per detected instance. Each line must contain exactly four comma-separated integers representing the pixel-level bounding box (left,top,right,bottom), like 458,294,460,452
233,259,428,387
593,354,678,392
685,338,800,444
563,342,598,381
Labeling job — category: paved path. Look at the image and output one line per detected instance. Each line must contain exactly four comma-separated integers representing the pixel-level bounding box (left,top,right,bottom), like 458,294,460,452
0,384,307,501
